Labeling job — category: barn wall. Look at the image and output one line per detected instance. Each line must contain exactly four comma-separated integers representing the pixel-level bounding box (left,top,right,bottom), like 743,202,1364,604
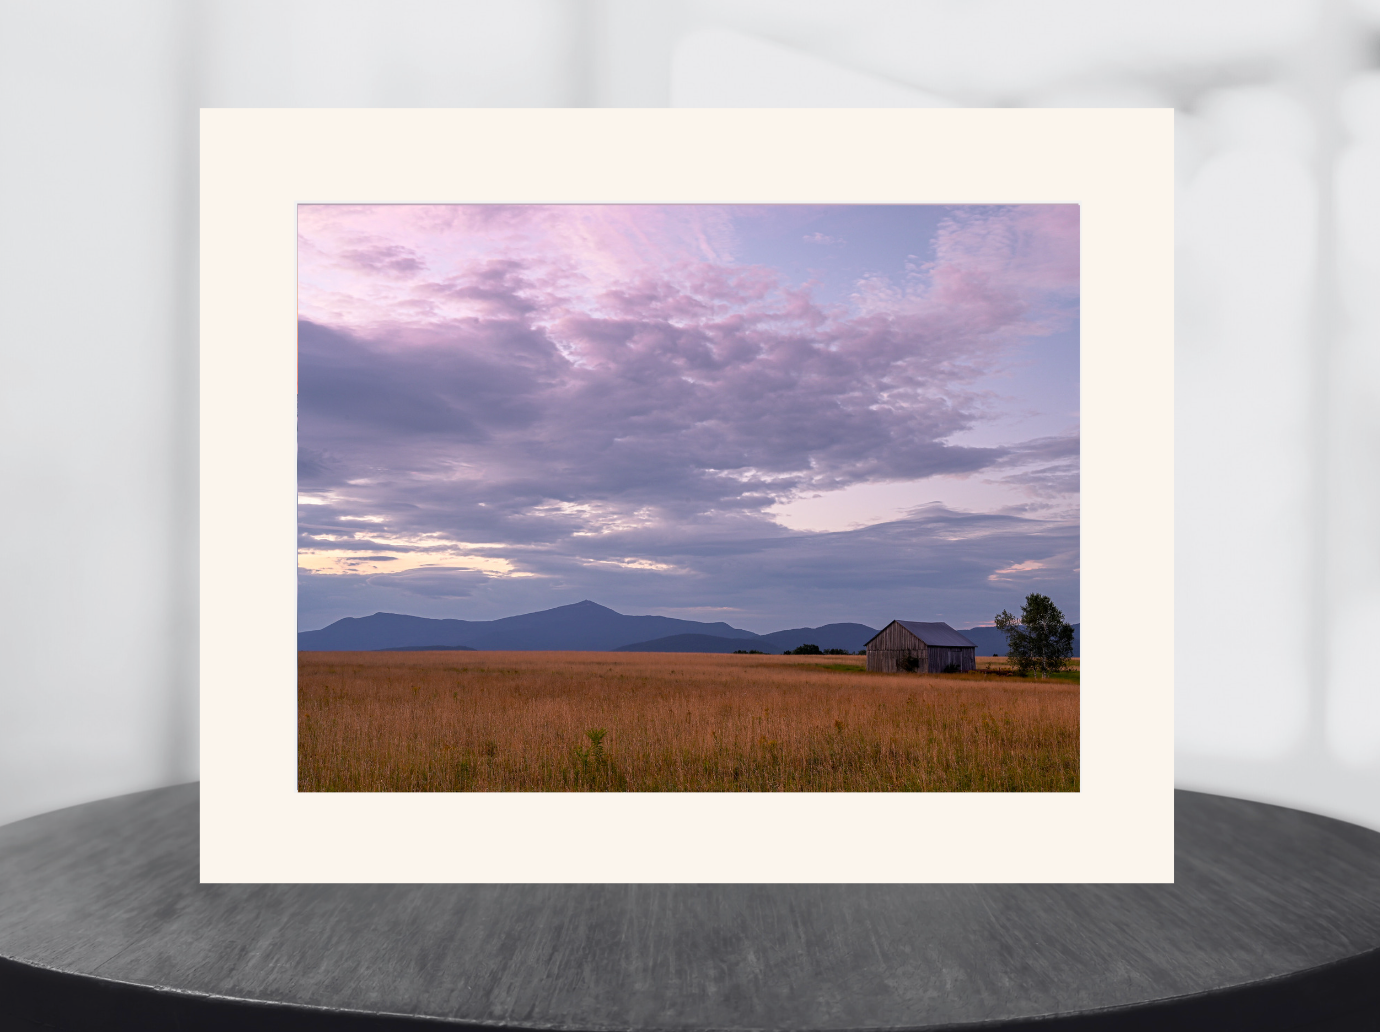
926,646,976,673
866,625,977,673
866,623,925,672
867,649,927,672
871,623,922,651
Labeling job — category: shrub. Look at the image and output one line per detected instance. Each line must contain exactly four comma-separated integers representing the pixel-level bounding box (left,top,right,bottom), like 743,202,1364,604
823,648,850,655
900,655,920,673
942,663,961,674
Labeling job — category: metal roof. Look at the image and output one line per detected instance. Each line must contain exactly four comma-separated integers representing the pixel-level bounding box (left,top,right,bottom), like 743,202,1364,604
868,620,977,648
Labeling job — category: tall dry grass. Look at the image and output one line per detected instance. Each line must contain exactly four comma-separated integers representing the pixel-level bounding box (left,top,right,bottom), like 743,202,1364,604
298,651,1079,792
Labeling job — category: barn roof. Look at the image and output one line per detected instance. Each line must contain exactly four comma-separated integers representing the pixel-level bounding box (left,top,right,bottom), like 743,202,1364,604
867,620,977,648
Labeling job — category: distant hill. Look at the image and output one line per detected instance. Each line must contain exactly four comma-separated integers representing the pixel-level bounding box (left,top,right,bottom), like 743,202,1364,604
298,600,762,652
614,622,878,654
755,623,877,652
299,601,1080,657
612,633,758,653
957,624,1081,658
373,644,476,652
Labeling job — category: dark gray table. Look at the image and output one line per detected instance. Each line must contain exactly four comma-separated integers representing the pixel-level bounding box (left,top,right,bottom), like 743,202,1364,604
1,785,1378,1031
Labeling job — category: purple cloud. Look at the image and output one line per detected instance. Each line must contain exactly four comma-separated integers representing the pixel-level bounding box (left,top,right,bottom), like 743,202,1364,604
297,205,1079,629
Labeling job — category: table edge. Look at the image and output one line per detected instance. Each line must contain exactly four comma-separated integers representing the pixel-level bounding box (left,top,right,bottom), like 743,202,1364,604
3,944,1379,1032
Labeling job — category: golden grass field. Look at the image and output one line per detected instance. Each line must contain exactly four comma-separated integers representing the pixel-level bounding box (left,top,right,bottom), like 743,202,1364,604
298,651,1078,792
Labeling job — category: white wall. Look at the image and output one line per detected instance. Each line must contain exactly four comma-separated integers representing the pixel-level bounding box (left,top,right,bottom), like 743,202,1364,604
3,0,1378,831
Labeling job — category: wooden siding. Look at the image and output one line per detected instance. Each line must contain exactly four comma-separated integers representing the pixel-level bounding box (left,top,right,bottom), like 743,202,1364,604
869,622,923,651
866,622,925,672
866,621,976,673
867,649,924,673
924,646,976,673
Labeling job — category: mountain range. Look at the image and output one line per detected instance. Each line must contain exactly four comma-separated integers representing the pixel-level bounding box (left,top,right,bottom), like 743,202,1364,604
299,600,1079,656
613,624,1078,656
613,624,878,653
297,600,759,652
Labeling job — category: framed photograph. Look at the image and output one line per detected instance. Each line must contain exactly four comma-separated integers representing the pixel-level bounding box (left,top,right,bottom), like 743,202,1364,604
202,109,1173,882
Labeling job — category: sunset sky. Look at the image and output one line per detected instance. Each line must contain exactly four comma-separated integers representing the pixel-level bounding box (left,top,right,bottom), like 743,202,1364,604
297,204,1079,632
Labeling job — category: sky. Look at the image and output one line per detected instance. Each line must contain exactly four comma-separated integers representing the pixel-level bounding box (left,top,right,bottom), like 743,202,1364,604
297,204,1079,633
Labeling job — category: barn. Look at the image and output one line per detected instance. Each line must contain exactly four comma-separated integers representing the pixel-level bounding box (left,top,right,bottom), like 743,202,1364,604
865,620,978,673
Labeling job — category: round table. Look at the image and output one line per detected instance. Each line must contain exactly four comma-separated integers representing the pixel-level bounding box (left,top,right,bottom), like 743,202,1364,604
1,785,1377,1031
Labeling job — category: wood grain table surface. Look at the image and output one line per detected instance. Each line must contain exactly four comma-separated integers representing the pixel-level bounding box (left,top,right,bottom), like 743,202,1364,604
1,785,1378,1031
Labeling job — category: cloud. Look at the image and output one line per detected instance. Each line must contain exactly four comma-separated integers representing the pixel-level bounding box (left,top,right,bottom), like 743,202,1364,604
983,432,1081,504
854,206,1079,346
297,504,1079,631
365,566,490,599
803,231,841,244
296,204,1079,628
339,243,426,277
298,447,334,482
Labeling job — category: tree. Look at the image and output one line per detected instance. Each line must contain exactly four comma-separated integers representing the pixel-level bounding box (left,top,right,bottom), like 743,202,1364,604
790,643,822,655
994,593,1075,678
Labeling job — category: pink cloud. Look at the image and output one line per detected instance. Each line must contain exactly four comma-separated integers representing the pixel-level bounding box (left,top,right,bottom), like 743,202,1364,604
297,204,1079,629
298,204,1078,527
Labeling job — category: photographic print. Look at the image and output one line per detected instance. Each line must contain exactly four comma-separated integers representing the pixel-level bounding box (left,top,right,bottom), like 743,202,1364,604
203,108,1169,881
296,202,1080,794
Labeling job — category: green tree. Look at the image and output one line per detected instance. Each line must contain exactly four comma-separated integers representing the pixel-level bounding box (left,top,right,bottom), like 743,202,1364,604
994,593,1075,678
790,643,822,655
